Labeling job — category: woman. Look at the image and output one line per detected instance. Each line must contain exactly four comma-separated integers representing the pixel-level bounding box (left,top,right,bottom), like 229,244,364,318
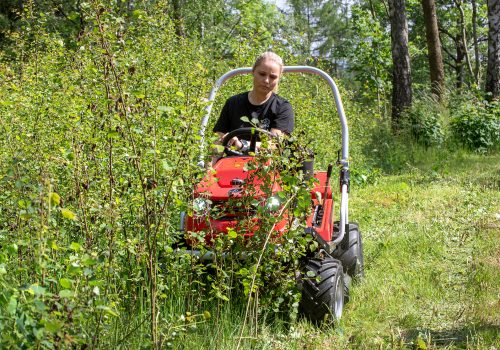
213,52,294,152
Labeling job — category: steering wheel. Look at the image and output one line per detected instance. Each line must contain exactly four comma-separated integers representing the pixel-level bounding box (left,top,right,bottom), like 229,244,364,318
221,127,275,156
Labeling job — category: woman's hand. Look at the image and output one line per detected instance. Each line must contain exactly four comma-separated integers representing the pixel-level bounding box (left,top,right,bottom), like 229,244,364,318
226,136,243,150
216,132,243,150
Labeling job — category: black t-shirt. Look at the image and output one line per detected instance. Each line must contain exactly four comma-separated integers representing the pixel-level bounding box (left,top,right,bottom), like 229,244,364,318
213,92,294,135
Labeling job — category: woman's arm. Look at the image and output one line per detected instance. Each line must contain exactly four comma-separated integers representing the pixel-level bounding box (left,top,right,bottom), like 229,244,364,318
216,131,243,149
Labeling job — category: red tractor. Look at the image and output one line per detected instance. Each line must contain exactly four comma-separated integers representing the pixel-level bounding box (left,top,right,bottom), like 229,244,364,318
179,66,364,322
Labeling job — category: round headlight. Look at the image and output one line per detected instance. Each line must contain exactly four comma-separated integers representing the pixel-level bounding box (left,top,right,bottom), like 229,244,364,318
265,196,281,212
193,197,211,215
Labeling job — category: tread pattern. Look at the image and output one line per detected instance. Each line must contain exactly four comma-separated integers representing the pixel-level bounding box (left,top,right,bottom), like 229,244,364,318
300,257,345,323
333,222,365,278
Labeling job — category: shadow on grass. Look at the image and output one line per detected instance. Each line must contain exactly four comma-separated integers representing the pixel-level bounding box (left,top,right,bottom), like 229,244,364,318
401,323,499,348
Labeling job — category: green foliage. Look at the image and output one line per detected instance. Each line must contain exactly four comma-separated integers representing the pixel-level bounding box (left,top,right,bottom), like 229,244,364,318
350,165,381,187
287,0,324,54
0,0,498,348
315,0,350,58
0,1,213,347
436,0,489,88
198,138,317,321
0,1,353,347
405,95,445,147
339,5,392,107
450,98,499,153
362,122,411,174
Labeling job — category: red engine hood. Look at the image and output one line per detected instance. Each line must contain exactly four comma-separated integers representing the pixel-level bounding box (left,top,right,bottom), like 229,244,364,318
196,156,281,200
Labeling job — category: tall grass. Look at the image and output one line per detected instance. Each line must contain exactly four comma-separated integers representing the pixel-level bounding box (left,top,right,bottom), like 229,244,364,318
0,2,498,349
149,152,498,350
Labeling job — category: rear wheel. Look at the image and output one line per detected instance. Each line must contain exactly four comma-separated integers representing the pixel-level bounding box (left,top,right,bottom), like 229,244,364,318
300,257,346,323
333,222,365,279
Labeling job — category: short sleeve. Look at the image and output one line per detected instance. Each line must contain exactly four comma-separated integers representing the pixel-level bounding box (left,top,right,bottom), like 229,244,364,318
272,100,294,134
213,99,231,134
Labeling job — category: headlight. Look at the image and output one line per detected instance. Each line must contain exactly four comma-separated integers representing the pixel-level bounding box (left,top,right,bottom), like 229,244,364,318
265,196,281,212
193,197,211,215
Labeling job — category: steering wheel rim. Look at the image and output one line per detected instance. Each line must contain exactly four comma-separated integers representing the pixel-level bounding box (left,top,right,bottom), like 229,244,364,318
221,127,275,156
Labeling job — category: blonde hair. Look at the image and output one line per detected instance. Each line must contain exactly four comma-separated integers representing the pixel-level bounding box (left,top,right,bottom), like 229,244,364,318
252,52,284,92
252,51,284,72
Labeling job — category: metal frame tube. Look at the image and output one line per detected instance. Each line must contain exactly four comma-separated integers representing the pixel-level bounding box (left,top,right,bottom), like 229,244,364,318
198,66,350,243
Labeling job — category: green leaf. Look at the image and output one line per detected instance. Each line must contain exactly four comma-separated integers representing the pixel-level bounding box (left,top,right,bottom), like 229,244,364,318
215,291,229,302
237,268,248,276
306,271,316,278
157,105,174,114
107,130,120,139
67,263,82,276
132,9,144,18
162,160,173,171
240,116,250,123
416,337,427,350
227,228,237,239
58,289,74,298
44,319,63,333
7,244,18,254
50,240,59,250
212,144,224,153
83,257,97,266
70,242,81,251
7,296,17,314
61,208,77,220
59,278,72,289
30,284,46,296
96,305,119,317
49,192,60,206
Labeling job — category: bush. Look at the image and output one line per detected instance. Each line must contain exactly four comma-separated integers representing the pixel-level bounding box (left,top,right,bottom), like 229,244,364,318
406,96,445,148
450,99,499,153
363,122,415,174
350,164,381,187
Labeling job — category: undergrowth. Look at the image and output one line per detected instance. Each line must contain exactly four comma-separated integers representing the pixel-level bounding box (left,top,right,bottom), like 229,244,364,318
0,2,498,349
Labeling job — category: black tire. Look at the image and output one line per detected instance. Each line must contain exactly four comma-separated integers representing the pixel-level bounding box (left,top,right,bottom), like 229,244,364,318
333,222,365,279
300,257,346,323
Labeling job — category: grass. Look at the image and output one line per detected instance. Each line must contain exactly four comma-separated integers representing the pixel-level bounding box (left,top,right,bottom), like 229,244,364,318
154,151,499,350
337,153,499,349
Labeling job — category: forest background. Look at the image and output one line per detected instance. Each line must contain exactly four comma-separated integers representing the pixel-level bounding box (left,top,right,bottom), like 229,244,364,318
0,0,498,349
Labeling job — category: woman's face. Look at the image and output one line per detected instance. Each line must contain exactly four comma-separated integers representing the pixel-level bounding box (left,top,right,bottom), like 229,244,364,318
252,58,282,96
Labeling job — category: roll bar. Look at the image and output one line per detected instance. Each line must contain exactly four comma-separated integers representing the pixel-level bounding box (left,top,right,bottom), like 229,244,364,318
198,66,350,246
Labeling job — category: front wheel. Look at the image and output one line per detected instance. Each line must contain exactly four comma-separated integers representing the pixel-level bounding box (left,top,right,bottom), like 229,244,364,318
333,222,365,279
299,257,346,323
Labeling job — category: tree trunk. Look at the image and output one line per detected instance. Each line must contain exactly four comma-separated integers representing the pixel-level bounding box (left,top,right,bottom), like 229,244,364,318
472,0,481,85
306,0,312,55
454,0,474,82
456,38,466,88
422,0,445,100
172,0,185,38
389,0,412,132
368,0,377,19
486,0,500,98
